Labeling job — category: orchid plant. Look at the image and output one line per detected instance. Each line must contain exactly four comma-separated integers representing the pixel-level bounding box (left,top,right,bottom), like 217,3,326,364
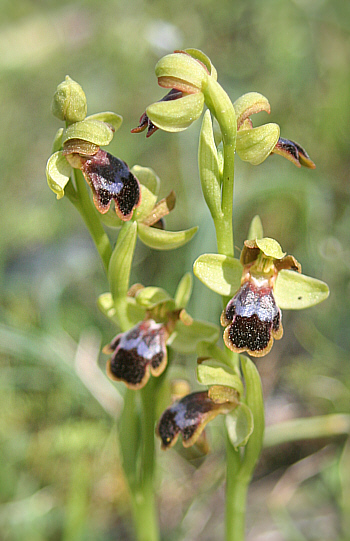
46,51,329,541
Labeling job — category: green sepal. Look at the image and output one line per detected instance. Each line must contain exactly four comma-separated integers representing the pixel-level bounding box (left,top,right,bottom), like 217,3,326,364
155,52,209,92
146,93,205,133
233,92,270,128
97,292,145,327
108,222,137,304
131,165,160,197
137,223,198,251
135,286,173,309
99,210,123,228
133,184,158,223
46,151,72,199
184,48,217,80
85,112,123,132
274,269,330,310
256,237,285,259
168,319,220,354
236,123,280,165
247,215,264,241
51,76,87,123
62,119,114,147
197,342,234,368
226,403,254,450
197,359,244,396
198,110,223,220
193,253,242,296
52,128,64,153
174,273,193,309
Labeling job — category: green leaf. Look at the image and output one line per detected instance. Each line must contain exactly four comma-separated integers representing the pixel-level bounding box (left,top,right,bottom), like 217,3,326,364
108,222,137,303
62,119,114,146
146,93,205,133
226,403,254,450
236,123,280,165
137,223,198,250
174,273,193,309
198,110,223,220
197,342,234,368
85,111,123,132
46,151,72,199
193,253,242,296
131,165,160,196
168,319,220,354
274,269,330,310
247,215,264,241
256,237,285,259
197,359,244,396
135,286,173,309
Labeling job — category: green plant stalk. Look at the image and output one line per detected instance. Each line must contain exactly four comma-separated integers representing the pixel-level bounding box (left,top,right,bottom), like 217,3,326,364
131,379,160,541
68,169,112,272
202,78,265,541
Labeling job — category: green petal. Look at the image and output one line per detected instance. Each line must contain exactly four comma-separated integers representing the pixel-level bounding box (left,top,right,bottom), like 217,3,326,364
274,269,330,310
236,123,280,165
62,119,114,147
146,92,205,133
85,111,123,132
198,110,223,220
155,52,209,92
193,254,242,296
233,92,270,128
197,359,244,396
174,273,193,309
135,286,173,309
247,215,264,241
45,151,72,199
226,403,254,450
137,223,198,251
256,237,285,259
131,165,160,196
168,319,220,354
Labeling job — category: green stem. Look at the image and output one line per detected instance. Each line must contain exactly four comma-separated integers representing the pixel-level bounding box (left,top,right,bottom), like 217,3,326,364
225,439,247,541
132,379,159,541
67,169,112,272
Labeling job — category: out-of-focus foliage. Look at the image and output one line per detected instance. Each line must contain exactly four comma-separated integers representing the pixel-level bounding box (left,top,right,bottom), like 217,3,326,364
0,0,349,539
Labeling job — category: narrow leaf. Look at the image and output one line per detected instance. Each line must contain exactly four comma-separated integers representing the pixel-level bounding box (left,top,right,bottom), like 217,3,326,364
197,359,244,396
108,222,137,303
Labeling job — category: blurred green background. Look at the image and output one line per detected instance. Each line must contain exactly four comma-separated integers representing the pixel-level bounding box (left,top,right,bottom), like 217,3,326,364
1,0,349,539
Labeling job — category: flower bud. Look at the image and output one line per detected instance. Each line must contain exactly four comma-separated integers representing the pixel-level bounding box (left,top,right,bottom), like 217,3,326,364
51,76,87,123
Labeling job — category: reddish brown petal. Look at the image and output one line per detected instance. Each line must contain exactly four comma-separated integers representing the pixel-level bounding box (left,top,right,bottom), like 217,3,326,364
272,138,316,169
80,149,141,219
105,319,168,390
156,391,234,450
221,280,283,357
274,255,301,273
